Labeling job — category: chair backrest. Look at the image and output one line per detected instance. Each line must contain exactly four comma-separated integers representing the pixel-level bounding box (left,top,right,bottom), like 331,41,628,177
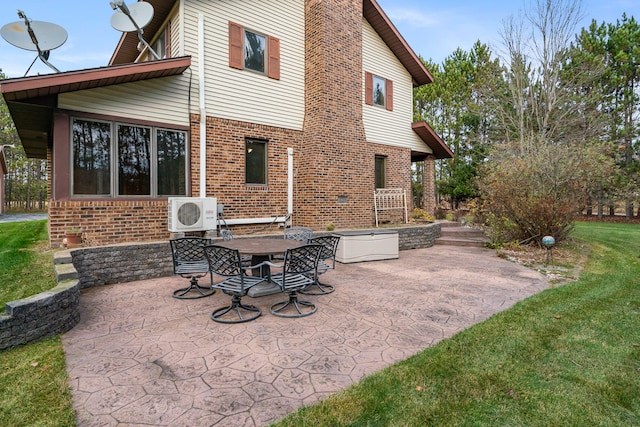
220,229,234,241
283,226,313,242
282,244,322,275
308,235,340,261
169,237,211,274
203,245,244,278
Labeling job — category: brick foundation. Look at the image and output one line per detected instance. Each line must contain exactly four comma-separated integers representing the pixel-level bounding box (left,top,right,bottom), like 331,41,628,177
49,200,170,248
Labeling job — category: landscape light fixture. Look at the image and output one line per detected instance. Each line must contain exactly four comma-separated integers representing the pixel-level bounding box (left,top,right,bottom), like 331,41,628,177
542,235,555,266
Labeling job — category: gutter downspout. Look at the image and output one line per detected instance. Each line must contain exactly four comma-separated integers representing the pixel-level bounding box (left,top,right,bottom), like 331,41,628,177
198,13,207,198
287,147,294,226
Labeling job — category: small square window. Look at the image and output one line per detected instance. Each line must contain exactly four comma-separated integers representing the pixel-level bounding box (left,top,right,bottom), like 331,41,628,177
246,139,267,185
244,30,266,73
373,75,386,107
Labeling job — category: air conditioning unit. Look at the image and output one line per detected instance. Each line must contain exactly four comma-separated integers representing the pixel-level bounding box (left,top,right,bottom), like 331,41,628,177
168,197,218,232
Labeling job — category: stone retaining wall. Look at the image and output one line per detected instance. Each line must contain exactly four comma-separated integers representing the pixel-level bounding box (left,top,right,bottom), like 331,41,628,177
0,279,80,351
70,242,175,288
0,223,440,350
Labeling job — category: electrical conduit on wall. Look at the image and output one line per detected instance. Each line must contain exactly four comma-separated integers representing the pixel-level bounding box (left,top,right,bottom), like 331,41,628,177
198,13,207,198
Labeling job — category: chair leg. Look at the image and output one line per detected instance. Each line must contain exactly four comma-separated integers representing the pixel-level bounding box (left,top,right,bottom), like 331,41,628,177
270,292,317,318
211,295,261,323
300,279,335,295
173,276,216,299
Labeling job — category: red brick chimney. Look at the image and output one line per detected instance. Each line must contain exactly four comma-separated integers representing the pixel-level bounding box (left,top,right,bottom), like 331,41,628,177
299,0,373,229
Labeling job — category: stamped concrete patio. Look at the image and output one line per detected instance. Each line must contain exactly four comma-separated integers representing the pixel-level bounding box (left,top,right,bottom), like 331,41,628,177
62,245,549,426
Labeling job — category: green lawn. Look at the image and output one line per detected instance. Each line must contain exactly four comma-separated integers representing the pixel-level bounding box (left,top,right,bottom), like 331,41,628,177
274,221,640,426
0,220,75,426
0,220,56,306
1,221,639,426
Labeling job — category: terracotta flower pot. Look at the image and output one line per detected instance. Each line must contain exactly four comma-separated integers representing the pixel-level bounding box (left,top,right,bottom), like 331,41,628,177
66,232,82,245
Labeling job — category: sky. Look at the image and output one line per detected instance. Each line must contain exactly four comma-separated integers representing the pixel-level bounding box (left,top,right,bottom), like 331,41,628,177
0,0,639,79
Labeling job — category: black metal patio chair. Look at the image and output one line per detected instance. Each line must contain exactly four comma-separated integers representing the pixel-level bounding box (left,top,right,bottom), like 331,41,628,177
268,243,322,318
283,226,313,242
219,228,252,268
204,244,267,323
169,237,215,299
301,235,340,295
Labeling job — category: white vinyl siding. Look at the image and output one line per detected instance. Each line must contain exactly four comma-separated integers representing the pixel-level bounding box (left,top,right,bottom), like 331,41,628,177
362,19,431,153
59,76,191,127
170,13,182,57
183,1,305,130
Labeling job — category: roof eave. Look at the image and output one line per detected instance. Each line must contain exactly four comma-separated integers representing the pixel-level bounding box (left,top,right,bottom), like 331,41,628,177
110,0,179,65
363,0,433,87
412,121,453,159
1,56,191,158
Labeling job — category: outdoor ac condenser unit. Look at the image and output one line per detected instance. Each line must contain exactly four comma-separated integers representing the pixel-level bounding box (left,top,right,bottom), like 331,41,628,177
167,197,218,232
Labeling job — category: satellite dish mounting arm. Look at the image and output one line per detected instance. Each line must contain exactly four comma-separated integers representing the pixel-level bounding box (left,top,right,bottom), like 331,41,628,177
16,10,60,73
109,0,161,60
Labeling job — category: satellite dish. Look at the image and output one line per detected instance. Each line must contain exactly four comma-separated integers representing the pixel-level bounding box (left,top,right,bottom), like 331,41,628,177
1,20,67,51
109,1,160,60
110,1,153,32
0,10,67,75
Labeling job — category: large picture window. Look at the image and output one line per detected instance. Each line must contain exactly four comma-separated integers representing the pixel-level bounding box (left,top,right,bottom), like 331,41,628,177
157,129,186,196
245,138,267,185
118,124,151,196
72,118,187,197
72,119,111,195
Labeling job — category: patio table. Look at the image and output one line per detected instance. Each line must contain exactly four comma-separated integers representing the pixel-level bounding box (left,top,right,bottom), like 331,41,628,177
217,238,303,297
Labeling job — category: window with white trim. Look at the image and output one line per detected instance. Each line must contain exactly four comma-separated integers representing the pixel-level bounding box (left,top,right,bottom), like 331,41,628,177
365,71,394,111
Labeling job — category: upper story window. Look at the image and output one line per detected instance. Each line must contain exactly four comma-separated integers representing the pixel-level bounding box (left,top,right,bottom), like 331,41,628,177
229,22,280,80
141,25,170,62
244,30,266,73
245,138,268,185
153,26,170,60
72,118,187,197
365,72,394,111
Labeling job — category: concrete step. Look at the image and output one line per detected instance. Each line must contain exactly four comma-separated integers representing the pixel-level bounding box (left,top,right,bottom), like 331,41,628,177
436,225,489,248
53,250,73,265
439,227,487,239
54,262,79,281
437,220,461,228
435,236,488,248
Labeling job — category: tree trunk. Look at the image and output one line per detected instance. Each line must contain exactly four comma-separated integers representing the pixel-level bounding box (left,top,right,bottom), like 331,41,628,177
597,185,603,219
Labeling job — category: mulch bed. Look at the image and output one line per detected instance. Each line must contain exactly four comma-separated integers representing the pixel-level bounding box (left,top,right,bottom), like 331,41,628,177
578,214,640,224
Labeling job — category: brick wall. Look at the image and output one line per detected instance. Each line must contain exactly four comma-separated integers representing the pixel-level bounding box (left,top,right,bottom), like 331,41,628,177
45,1,420,247
300,0,373,230
49,200,170,248
423,155,436,216
194,116,303,222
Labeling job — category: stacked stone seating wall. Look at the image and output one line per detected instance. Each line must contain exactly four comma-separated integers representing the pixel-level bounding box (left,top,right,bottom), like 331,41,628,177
0,223,440,350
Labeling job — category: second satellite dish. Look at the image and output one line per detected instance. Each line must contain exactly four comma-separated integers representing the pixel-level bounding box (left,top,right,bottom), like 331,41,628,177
109,0,160,60
110,1,154,33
